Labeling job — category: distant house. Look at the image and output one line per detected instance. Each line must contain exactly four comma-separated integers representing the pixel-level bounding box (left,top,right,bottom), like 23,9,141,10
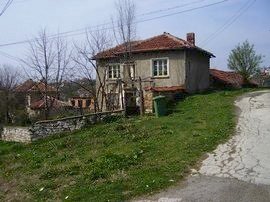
258,67,270,87
15,79,71,117
261,75,270,87
70,96,94,110
262,67,270,75
94,32,215,112
15,79,57,101
29,96,72,117
210,69,258,88
68,88,95,111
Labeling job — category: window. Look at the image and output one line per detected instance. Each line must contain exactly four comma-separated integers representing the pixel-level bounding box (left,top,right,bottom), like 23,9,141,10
71,100,75,106
152,59,168,77
78,100,82,108
86,99,91,107
129,64,135,79
108,64,120,79
123,63,135,79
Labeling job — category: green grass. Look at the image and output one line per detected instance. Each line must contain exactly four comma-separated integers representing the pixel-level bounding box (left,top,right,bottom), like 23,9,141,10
0,89,255,201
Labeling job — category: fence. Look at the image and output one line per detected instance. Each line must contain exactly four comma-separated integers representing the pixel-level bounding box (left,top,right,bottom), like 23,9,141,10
0,110,124,143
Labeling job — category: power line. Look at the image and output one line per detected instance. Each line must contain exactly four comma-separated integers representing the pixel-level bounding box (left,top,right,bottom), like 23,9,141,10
0,0,208,43
200,0,256,46
0,0,13,16
0,0,230,48
135,0,229,25
0,0,209,47
0,0,231,62
0,50,22,62
0,0,30,5
138,0,208,17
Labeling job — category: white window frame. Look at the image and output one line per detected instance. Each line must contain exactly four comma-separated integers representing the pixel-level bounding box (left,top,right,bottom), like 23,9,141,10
107,64,121,80
151,58,169,78
130,64,136,79
123,63,136,79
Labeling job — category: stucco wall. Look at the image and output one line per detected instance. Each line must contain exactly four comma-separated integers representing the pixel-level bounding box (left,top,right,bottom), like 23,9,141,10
96,50,211,92
97,51,186,88
134,51,186,88
96,49,210,111
185,50,210,93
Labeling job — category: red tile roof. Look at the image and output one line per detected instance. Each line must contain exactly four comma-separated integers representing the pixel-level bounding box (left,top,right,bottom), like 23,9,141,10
145,86,186,92
15,79,56,93
94,33,214,59
210,69,244,87
30,97,71,110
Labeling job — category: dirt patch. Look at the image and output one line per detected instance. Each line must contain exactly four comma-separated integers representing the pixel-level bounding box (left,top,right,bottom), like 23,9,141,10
0,178,30,201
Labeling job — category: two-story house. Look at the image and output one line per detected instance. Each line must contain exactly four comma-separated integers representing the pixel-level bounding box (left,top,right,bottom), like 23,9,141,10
94,32,215,113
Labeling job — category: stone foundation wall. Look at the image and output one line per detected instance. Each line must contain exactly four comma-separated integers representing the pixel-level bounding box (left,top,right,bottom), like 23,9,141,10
143,91,185,113
144,91,154,113
1,127,32,143
0,110,124,143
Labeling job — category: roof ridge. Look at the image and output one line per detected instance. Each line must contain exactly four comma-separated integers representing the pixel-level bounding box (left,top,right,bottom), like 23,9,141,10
132,33,167,46
96,40,142,56
164,32,193,47
210,68,236,73
94,32,215,59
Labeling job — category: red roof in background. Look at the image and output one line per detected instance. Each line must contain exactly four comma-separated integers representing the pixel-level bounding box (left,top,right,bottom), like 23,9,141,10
29,82,56,92
15,79,34,92
210,69,244,87
30,97,71,110
15,79,56,93
95,33,214,59
145,86,186,92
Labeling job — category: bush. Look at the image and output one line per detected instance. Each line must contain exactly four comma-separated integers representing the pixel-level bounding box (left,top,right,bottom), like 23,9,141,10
13,110,32,126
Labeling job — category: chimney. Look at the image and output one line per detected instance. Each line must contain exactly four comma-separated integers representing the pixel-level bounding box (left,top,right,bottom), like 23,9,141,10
187,33,195,46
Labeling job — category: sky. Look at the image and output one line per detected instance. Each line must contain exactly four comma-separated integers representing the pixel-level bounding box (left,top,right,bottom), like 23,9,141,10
0,0,269,73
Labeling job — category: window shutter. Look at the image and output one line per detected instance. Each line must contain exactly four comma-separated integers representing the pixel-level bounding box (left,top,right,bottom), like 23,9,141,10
120,64,124,78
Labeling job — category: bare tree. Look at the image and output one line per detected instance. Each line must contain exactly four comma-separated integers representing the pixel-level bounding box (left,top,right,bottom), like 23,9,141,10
23,29,72,119
113,0,136,49
73,28,112,112
0,64,19,123
0,0,13,17
112,0,136,79
55,35,73,98
112,0,146,115
73,0,137,113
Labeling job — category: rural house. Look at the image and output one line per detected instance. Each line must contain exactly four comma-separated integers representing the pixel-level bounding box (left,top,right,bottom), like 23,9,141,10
15,79,71,117
252,67,270,87
94,32,215,113
210,69,258,89
69,88,95,112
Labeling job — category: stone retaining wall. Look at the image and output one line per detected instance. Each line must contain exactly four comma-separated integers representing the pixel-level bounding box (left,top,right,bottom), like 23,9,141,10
144,91,154,113
0,110,124,143
1,127,32,143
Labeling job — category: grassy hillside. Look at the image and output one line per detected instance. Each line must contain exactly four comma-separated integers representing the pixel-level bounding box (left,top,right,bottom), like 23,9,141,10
0,89,253,201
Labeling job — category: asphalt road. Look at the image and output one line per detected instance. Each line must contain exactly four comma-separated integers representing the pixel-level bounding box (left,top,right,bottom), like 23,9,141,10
135,90,270,202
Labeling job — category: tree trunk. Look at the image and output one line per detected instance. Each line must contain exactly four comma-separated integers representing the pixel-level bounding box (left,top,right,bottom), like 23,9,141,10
5,92,11,124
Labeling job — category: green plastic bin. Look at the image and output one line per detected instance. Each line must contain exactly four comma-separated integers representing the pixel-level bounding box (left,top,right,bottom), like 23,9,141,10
153,95,167,117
